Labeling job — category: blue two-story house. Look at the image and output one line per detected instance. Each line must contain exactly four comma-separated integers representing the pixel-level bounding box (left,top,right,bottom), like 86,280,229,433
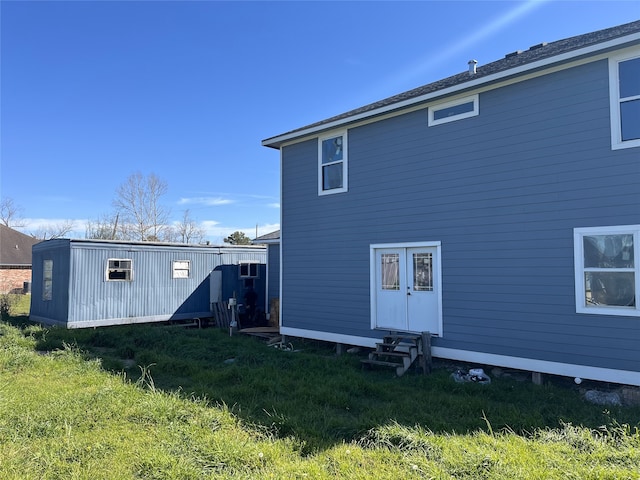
262,21,640,386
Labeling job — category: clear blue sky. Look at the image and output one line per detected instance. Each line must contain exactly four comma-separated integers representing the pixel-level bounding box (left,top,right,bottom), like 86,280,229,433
1,0,638,243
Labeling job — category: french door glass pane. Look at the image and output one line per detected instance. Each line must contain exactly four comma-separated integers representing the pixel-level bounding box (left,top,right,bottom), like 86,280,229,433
413,253,433,291
381,253,399,290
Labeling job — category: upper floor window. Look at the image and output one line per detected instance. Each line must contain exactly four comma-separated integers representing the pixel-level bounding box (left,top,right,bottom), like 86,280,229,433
609,52,640,150
428,94,479,126
318,131,348,195
574,225,639,317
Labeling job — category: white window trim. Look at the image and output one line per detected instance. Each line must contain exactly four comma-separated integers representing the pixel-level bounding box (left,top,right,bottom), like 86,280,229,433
428,94,479,126
172,260,191,279
318,130,348,196
609,49,640,150
574,225,640,317
105,258,133,282
239,261,259,279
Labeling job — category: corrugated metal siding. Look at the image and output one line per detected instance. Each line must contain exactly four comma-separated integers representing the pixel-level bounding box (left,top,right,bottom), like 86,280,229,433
31,241,265,327
281,58,640,372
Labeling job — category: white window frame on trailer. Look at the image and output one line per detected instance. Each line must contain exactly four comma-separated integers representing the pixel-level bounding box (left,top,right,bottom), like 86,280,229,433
428,94,479,126
574,225,640,317
318,130,348,195
106,258,133,282
609,48,640,150
172,260,191,279
239,261,259,279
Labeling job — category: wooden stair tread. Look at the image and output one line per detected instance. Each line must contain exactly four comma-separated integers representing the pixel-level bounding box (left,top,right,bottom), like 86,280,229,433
384,334,421,341
371,351,411,358
361,359,404,367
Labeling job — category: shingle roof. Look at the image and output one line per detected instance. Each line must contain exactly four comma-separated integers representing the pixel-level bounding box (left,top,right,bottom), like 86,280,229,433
0,225,40,266
263,20,640,148
253,230,280,243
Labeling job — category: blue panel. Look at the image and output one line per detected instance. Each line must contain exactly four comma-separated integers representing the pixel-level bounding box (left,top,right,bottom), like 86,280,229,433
279,59,640,372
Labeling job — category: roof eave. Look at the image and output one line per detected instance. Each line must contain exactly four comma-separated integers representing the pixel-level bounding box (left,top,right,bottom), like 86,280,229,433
262,31,640,150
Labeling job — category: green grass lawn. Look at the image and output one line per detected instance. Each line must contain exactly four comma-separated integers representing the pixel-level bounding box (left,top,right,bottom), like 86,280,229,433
1,313,639,479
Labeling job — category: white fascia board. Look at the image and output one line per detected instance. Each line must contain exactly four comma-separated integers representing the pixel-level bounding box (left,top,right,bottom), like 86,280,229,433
262,32,640,149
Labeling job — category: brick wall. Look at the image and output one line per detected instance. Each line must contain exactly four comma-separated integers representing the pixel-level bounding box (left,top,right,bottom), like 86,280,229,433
0,267,33,294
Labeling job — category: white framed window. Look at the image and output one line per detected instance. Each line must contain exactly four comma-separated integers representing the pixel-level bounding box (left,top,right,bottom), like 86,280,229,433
239,262,259,278
574,225,639,317
428,94,479,126
318,130,348,195
172,260,190,279
609,50,640,150
43,259,53,301
106,258,133,282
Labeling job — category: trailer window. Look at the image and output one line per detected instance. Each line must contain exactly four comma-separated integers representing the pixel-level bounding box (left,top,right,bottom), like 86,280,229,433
43,259,53,301
239,262,258,278
172,260,190,279
106,259,133,281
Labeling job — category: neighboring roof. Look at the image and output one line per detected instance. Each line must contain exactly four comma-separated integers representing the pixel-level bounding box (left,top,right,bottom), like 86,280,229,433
263,20,640,149
0,225,40,266
253,230,280,244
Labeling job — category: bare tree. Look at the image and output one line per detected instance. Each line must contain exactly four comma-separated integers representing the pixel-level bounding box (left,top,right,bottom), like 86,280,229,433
31,220,75,240
174,209,206,244
0,197,25,228
113,172,170,241
85,213,123,240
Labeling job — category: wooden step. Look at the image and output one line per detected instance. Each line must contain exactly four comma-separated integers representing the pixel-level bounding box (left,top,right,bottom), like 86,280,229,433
371,351,411,358
361,359,404,368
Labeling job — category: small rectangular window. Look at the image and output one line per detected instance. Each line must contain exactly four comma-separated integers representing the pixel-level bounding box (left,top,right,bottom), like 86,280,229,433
574,226,639,316
609,52,640,149
429,94,479,126
172,260,190,279
43,259,53,301
240,262,259,278
318,131,348,195
106,259,133,281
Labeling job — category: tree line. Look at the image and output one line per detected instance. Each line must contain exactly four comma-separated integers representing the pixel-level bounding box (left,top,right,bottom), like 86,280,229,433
1,173,251,245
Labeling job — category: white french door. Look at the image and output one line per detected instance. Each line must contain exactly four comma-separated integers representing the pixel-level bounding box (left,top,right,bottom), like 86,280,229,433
371,243,441,334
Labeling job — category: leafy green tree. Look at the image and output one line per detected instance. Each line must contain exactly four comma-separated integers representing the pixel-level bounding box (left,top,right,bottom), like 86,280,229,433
224,231,251,245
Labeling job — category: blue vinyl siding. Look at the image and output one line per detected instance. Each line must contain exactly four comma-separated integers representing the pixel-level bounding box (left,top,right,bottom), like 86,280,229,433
280,59,640,372
267,244,280,304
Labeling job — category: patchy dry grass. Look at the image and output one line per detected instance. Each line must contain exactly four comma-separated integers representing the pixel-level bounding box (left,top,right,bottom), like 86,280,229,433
1,319,639,479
